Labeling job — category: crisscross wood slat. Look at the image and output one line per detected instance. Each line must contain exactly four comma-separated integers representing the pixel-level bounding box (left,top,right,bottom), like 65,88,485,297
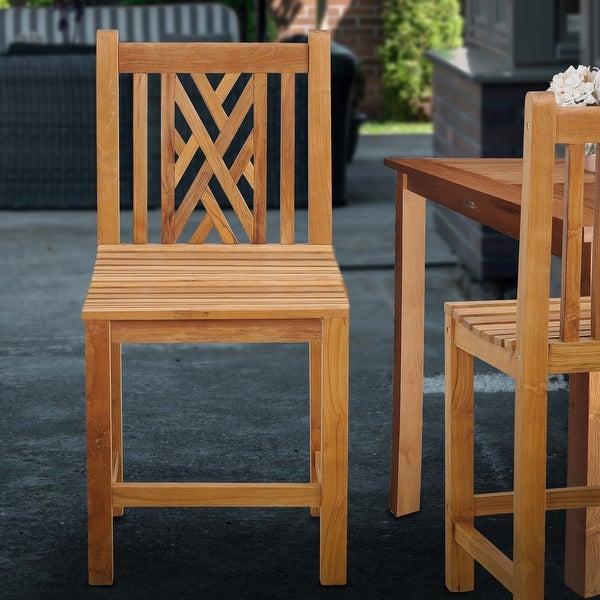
445,91,600,599
83,29,348,588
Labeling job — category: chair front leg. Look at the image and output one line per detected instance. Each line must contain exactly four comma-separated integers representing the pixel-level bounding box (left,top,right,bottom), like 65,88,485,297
319,316,348,586
85,319,115,585
445,310,475,592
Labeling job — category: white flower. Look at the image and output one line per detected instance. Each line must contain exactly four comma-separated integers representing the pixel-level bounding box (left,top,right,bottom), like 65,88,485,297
548,65,600,106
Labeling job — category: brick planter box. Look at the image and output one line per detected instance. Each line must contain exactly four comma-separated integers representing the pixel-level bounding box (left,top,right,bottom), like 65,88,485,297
428,47,560,282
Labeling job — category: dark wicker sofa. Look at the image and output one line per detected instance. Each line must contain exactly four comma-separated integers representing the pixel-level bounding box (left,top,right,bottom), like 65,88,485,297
0,7,356,209
0,52,97,209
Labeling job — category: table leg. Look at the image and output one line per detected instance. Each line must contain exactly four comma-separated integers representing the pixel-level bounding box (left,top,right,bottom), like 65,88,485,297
565,372,600,598
390,175,426,516
563,241,600,597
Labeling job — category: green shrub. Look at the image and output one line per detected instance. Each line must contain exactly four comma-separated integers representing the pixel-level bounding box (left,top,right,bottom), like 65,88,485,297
200,0,277,41
379,0,462,120
221,0,254,41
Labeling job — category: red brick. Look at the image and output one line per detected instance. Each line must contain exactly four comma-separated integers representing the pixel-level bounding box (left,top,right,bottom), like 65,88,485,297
268,0,386,116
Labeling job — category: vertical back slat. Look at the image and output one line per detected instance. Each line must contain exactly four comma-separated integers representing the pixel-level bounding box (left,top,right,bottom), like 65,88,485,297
161,72,176,244
307,30,332,245
560,144,585,342
515,92,556,367
132,73,148,244
252,72,267,243
96,29,120,244
280,72,295,244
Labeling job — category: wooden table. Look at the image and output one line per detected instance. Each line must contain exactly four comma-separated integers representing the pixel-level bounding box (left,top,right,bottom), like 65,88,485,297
384,157,600,598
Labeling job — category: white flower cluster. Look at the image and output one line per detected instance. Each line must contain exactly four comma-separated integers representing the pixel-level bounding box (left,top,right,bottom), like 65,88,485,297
548,65,600,106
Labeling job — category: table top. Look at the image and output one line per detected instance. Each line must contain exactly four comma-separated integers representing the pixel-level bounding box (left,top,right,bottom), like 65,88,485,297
384,157,595,256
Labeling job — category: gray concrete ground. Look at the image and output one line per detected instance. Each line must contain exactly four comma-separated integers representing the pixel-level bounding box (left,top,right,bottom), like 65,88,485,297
0,134,582,599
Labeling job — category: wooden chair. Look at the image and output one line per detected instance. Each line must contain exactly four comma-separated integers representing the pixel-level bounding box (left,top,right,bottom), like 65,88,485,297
82,29,349,586
445,90,600,599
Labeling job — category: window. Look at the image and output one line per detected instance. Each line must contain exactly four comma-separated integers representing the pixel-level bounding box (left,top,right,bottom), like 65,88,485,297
556,0,580,59
580,0,600,66
466,0,511,57
466,0,581,65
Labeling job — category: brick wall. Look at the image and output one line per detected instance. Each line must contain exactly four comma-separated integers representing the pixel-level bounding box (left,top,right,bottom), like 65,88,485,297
269,0,385,118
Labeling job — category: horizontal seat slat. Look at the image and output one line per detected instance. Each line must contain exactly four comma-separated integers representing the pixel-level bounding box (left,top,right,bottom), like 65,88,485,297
448,298,597,364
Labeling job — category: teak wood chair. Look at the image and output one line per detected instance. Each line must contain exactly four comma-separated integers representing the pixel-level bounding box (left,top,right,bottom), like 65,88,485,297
82,29,349,586
445,90,600,599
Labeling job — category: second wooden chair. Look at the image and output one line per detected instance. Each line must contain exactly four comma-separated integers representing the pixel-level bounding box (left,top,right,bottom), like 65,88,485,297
445,90,600,599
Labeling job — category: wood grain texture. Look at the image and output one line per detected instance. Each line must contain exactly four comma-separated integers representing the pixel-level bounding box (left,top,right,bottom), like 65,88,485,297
389,179,426,516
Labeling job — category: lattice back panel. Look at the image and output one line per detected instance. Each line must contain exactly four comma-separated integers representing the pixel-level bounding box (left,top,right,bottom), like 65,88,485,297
123,70,307,245
166,71,261,244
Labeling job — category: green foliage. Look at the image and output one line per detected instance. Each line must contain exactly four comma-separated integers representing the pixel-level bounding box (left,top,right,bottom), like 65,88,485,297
219,0,255,41
0,0,9,8
116,0,174,4
379,0,462,120
361,120,433,135
209,0,278,41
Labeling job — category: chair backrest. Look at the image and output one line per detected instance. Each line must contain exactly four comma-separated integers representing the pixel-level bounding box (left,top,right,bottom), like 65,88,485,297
517,91,600,361
96,29,332,246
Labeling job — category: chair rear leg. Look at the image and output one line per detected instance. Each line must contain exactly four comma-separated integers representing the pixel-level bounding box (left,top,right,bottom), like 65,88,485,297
85,320,115,585
310,340,322,517
319,317,348,585
445,310,475,592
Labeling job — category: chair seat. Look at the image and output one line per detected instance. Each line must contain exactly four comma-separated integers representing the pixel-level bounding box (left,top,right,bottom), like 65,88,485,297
82,243,349,321
450,297,593,346
448,297,600,374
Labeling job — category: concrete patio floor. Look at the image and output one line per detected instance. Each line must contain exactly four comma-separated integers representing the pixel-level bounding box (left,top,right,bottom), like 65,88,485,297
0,134,583,599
